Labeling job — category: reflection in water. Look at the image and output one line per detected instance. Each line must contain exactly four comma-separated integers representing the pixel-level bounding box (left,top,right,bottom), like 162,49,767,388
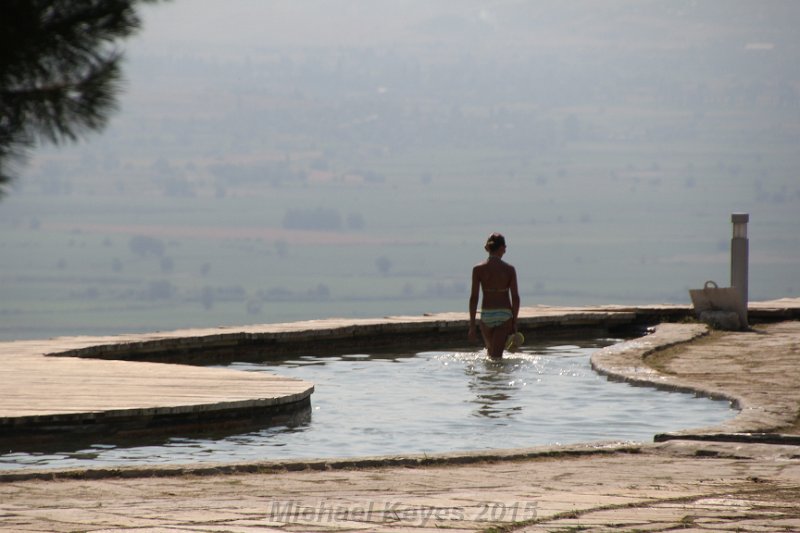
465,357,526,419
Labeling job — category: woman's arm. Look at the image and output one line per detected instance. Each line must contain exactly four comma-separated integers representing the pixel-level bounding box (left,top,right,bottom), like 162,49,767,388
509,266,520,331
468,265,481,340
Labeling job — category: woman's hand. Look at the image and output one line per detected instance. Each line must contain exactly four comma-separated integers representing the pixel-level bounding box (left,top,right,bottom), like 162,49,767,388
468,324,479,343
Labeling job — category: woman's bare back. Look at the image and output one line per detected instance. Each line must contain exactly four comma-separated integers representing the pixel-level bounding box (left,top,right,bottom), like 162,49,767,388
474,257,516,309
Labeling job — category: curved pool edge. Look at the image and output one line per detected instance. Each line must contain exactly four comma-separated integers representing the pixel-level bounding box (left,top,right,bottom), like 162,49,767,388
590,320,800,439
0,440,643,483
590,323,740,434
0,345,314,450
43,307,643,364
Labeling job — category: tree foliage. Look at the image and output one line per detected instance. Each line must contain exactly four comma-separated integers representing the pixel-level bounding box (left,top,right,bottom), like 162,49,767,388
0,0,161,196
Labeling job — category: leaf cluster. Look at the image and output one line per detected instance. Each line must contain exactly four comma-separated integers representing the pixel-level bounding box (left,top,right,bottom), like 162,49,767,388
0,0,160,195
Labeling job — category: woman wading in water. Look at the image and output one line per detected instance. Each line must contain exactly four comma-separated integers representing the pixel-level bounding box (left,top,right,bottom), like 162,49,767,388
468,233,521,359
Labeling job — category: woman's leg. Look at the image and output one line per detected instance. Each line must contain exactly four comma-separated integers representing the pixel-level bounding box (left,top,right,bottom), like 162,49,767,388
480,320,513,359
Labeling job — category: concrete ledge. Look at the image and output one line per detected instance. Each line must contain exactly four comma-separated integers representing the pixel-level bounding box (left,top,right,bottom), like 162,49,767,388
44,301,799,365
592,316,800,437
655,432,800,446
46,307,642,364
0,340,314,448
0,440,641,483
590,323,720,398
591,323,746,432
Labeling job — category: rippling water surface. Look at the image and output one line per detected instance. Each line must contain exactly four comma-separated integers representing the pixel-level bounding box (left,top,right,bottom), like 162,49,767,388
0,339,734,470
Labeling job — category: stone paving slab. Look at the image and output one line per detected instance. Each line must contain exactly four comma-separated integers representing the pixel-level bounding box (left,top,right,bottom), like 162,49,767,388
0,339,313,442
1,440,799,532
1,299,799,532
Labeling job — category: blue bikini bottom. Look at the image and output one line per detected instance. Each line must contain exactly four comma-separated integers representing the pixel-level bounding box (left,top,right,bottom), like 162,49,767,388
480,308,512,328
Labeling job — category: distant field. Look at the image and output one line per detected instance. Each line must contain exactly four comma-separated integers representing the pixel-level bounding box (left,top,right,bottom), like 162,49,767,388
2,134,797,341
3,4,799,341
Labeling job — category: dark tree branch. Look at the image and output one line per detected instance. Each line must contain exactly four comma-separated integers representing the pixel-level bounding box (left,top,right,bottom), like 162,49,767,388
0,0,164,197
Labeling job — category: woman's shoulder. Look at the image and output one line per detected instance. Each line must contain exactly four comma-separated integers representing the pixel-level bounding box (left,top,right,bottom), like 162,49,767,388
499,261,517,276
493,258,513,269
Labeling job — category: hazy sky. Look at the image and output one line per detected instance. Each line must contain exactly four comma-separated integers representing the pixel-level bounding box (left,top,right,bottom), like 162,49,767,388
134,0,453,49
131,0,798,51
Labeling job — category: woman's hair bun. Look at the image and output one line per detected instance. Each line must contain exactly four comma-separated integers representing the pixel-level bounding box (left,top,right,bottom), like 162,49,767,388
484,232,506,252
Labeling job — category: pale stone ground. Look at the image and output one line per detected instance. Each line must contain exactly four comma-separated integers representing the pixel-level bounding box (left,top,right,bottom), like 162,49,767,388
1,309,800,532
1,440,799,533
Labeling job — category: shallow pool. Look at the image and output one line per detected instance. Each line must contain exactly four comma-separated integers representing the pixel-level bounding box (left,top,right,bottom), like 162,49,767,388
0,339,735,470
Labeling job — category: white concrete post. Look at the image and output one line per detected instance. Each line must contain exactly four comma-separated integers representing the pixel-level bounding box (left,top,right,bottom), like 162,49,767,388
731,213,749,326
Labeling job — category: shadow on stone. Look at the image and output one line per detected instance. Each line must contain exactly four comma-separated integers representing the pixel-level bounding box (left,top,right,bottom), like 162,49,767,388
0,400,311,455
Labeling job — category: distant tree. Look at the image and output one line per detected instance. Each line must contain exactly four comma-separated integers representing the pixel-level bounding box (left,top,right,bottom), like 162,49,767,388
346,212,366,230
144,279,173,300
375,256,392,276
128,235,165,257
282,207,342,231
307,283,330,300
215,285,247,302
426,280,466,298
258,287,293,301
362,170,386,184
274,239,289,258
401,282,414,297
159,176,196,197
159,255,174,273
0,0,164,197
245,300,262,315
200,286,214,310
